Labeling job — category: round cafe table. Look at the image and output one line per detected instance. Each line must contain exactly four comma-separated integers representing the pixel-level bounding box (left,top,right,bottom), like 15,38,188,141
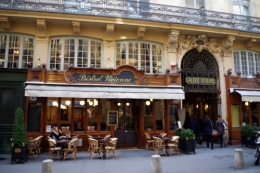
56,139,70,160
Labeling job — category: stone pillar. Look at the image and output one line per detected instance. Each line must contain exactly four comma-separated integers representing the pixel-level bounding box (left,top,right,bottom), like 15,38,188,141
234,149,245,169
42,159,54,173
150,155,162,173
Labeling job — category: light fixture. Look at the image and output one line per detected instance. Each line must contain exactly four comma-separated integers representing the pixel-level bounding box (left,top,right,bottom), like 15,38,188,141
146,101,151,106
150,99,153,102
52,101,58,106
245,101,249,106
80,100,85,105
14,50,19,55
171,62,177,70
126,102,129,106
89,101,93,106
196,104,198,108
117,102,121,106
65,100,71,106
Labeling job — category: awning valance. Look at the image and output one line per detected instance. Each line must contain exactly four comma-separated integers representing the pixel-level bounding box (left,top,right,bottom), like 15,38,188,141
25,84,185,100
230,88,260,102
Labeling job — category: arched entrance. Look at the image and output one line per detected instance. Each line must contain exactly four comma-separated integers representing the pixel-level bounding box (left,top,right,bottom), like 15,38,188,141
181,48,220,130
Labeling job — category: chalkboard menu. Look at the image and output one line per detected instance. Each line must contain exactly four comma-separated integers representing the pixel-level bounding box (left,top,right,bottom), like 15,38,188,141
27,103,41,132
107,111,118,126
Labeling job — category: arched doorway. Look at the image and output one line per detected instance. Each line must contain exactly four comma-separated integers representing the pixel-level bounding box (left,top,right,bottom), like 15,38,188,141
181,48,220,130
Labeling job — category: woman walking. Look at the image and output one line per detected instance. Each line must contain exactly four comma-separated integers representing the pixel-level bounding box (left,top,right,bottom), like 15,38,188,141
203,115,214,150
216,115,227,147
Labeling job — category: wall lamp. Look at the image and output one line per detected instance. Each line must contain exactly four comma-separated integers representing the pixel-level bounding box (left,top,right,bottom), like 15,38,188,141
171,62,177,70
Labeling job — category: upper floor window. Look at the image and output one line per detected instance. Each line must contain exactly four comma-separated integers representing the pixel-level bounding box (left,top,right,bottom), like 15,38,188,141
233,0,249,15
0,34,34,68
116,41,163,74
186,0,204,9
234,50,260,77
49,37,102,70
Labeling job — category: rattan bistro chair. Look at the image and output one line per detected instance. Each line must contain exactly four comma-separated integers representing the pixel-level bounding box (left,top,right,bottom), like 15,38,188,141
88,138,103,160
27,139,39,159
47,139,61,160
104,138,118,159
63,138,78,161
144,133,154,149
167,136,180,156
153,137,166,155
34,135,43,155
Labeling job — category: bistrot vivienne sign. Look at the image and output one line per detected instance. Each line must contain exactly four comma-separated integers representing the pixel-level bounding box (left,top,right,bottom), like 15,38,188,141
185,76,215,85
66,71,135,84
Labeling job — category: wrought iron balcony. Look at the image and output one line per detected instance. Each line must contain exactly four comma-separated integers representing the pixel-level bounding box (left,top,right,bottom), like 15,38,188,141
1,0,260,34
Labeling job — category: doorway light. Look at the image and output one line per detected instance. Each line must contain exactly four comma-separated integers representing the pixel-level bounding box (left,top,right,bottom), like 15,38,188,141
126,102,129,106
146,101,151,106
117,102,121,106
80,100,85,105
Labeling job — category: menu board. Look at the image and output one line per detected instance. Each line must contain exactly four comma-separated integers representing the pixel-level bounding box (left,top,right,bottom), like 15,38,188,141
107,111,118,126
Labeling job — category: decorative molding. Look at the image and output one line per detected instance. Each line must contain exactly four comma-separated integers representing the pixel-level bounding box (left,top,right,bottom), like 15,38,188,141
245,38,257,48
72,21,80,35
221,35,235,57
205,37,223,55
106,24,114,42
0,16,10,31
167,30,179,53
253,73,260,88
36,19,46,38
137,26,146,39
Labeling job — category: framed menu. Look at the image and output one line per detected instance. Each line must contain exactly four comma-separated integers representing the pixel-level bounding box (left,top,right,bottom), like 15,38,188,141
107,111,118,126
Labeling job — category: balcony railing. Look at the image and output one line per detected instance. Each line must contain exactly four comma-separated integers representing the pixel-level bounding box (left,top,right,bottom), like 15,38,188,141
1,0,260,33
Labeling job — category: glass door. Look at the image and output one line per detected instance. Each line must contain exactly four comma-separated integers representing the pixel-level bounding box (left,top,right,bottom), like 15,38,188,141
115,99,137,147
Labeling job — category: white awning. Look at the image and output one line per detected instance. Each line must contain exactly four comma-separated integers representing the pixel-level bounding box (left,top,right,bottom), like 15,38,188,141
230,88,260,102
25,84,185,100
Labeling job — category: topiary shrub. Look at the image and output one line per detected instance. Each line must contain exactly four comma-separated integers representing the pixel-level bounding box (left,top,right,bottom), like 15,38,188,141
175,128,195,140
12,107,27,146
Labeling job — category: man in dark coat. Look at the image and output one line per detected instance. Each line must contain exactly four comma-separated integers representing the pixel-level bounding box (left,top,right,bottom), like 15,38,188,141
203,115,214,150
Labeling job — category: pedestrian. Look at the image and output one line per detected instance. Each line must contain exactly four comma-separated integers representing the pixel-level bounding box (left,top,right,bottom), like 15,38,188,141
216,115,227,147
190,114,199,147
203,115,214,150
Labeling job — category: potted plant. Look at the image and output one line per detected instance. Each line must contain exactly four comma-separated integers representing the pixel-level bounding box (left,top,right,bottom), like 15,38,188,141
241,125,260,148
11,107,28,164
174,128,196,154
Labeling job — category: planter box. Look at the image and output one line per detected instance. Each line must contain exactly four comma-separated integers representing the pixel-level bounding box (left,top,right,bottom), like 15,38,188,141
241,136,256,148
11,145,27,164
179,139,195,154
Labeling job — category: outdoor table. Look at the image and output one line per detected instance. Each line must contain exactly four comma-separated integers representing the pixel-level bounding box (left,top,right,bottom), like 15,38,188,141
95,138,109,159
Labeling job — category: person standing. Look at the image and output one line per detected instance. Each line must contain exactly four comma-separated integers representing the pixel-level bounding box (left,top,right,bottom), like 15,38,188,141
216,115,227,147
190,115,199,147
203,115,214,150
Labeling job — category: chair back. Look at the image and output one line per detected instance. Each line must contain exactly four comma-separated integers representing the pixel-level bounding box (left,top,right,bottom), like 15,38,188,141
153,137,163,148
159,133,167,138
72,134,79,139
28,139,37,147
89,138,99,150
145,133,151,140
67,138,77,150
87,135,93,139
48,139,57,148
104,134,111,140
171,136,180,142
108,138,118,149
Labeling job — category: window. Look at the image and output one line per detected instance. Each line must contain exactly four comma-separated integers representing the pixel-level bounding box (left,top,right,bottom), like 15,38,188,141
49,37,102,70
116,41,163,74
233,0,249,15
186,0,205,9
233,50,260,77
0,34,34,68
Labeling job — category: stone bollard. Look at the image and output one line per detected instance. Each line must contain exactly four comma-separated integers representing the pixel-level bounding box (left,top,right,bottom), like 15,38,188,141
234,148,245,169
42,159,54,173
151,155,162,173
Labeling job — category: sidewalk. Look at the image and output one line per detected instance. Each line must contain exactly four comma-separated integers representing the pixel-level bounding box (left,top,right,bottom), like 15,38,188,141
0,143,259,173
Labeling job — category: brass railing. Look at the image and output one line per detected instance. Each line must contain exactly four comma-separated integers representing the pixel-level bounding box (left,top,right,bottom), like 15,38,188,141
1,0,260,33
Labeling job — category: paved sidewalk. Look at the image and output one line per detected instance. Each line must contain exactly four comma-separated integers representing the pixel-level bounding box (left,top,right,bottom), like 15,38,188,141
0,144,260,173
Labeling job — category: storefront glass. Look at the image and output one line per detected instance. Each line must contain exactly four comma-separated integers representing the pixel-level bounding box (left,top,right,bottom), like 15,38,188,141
144,100,153,131
74,98,85,132
87,99,98,132
242,102,250,125
155,100,164,130
46,98,59,129
100,99,110,131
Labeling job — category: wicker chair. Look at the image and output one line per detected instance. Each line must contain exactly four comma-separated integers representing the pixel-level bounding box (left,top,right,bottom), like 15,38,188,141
104,138,118,160
153,137,166,155
167,136,180,156
144,133,154,149
47,138,61,160
88,138,103,160
27,139,39,159
34,135,43,155
63,138,78,161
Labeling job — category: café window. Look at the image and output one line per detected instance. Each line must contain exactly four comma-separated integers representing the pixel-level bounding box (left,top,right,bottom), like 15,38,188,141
100,99,110,131
0,34,34,68
87,99,99,132
234,50,260,77
46,98,59,128
116,41,163,74
49,37,102,70
144,100,153,131
73,98,85,132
